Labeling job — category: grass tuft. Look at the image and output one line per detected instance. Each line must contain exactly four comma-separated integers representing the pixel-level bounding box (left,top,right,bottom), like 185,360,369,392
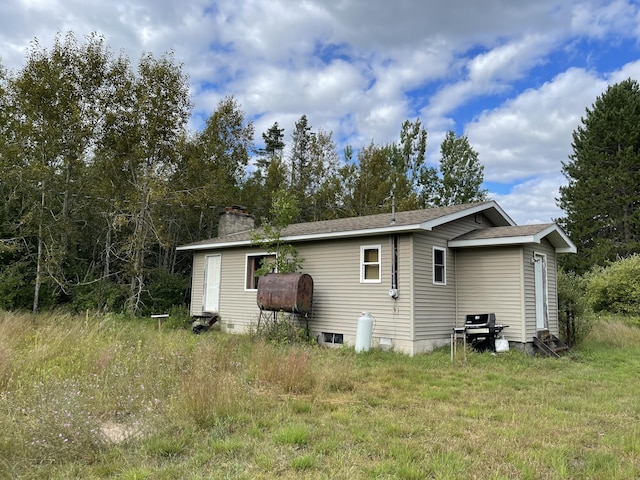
273,424,310,446
250,341,315,393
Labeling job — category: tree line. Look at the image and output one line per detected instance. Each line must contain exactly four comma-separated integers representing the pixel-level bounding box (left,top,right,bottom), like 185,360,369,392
2,33,639,316
0,33,488,314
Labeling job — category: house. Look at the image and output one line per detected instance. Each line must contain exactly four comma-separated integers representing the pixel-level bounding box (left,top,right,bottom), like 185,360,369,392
176,201,576,355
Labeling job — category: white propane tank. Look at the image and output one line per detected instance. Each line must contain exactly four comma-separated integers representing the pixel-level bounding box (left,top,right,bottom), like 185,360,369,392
355,311,374,353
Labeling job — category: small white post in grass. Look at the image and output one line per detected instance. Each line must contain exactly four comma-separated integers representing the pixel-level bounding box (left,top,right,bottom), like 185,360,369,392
151,313,169,332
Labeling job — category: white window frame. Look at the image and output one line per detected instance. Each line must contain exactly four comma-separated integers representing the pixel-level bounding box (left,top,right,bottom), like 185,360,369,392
433,246,446,285
360,245,382,283
244,252,276,291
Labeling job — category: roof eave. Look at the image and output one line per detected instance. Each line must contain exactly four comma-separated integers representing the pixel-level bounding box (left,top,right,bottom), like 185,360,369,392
448,236,535,248
176,223,425,251
449,224,577,253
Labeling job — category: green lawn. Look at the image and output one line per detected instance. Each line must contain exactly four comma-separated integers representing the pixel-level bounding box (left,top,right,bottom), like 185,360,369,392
1,311,639,479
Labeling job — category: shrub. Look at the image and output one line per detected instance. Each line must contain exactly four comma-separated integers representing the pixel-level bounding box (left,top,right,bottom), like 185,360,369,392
140,268,190,316
586,255,640,315
557,269,591,345
69,280,129,313
0,261,33,310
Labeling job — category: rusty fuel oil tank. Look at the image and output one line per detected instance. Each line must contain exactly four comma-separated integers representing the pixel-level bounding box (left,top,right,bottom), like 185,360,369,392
256,272,313,314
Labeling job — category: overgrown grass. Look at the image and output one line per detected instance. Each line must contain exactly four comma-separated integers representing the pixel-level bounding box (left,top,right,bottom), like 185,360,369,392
1,310,640,478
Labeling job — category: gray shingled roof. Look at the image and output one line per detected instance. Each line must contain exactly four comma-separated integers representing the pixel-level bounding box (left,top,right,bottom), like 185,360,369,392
451,224,556,241
176,200,577,253
449,223,576,253
177,201,509,251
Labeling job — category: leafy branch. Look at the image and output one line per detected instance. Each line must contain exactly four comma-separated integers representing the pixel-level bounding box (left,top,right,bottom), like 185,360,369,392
250,188,303,276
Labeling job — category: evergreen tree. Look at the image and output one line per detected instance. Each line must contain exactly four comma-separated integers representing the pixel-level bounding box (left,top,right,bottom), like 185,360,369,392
256,121,285,174
244,121,284,222
306,129,342,221
558,78,640,273
288,114,313,200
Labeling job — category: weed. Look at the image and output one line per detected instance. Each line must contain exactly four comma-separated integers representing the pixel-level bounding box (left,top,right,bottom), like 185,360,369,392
144,431,189,458
250,341,315,393
179,360,250,426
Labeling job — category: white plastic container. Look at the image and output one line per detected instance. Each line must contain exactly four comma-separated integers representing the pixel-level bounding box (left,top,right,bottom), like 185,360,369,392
355,311,374,353
495,336,509,353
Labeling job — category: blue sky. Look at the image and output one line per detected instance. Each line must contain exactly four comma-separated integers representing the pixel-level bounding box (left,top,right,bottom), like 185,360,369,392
2,0,640,225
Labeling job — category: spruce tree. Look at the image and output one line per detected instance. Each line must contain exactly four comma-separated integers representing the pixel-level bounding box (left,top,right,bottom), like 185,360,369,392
558,78,640,273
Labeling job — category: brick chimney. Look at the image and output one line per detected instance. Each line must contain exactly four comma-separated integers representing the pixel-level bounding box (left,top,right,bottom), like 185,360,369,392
217,205,255,237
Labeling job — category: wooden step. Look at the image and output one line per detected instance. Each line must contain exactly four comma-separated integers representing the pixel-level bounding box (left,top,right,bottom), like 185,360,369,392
534,331,570,358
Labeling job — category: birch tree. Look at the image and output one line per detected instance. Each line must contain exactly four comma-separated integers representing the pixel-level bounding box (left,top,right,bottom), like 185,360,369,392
9,33,111,312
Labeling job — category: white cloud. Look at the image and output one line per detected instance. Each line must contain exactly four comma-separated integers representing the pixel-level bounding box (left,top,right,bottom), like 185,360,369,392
491,174,567,225
571,0,637,37
465,67,608,182
608,58,640,83
468,34,555,83
2,0,640,226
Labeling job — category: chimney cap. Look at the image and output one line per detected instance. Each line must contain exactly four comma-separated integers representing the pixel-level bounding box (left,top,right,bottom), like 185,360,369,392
223,205,249,214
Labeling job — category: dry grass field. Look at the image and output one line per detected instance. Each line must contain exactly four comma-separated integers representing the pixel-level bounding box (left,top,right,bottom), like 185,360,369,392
1,310,639,479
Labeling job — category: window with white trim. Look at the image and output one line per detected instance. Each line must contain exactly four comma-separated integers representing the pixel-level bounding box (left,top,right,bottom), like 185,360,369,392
433,247,446,285
245,253,276,290
360,245,381,283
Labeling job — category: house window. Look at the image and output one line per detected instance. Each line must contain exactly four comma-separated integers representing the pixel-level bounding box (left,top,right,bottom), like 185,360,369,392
245,253,276,290
360,245,381,283
433,247,446,285
322,332,344,345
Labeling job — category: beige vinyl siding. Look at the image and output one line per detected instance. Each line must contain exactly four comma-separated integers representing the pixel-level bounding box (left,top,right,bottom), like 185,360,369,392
410,213,491,342
217,247,269,328
189,235,414,346
192,248,270,327
455,246,525,342
431,212,491,238
523,240,558,340
413,232,457,340
296,235,413,346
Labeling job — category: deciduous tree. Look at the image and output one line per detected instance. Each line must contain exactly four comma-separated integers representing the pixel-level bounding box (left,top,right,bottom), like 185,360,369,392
434,131,487,207
9,33,112,312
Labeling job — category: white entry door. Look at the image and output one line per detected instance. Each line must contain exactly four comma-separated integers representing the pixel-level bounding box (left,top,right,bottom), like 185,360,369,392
203,254,221,313
533,253,548,330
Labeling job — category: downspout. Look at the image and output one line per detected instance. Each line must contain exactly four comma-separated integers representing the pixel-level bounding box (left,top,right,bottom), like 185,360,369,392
391,234,398,292
390,192,398,297
454,249,458,327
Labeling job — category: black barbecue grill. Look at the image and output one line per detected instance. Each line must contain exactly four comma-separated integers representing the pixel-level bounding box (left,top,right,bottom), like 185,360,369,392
464,313,508,352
